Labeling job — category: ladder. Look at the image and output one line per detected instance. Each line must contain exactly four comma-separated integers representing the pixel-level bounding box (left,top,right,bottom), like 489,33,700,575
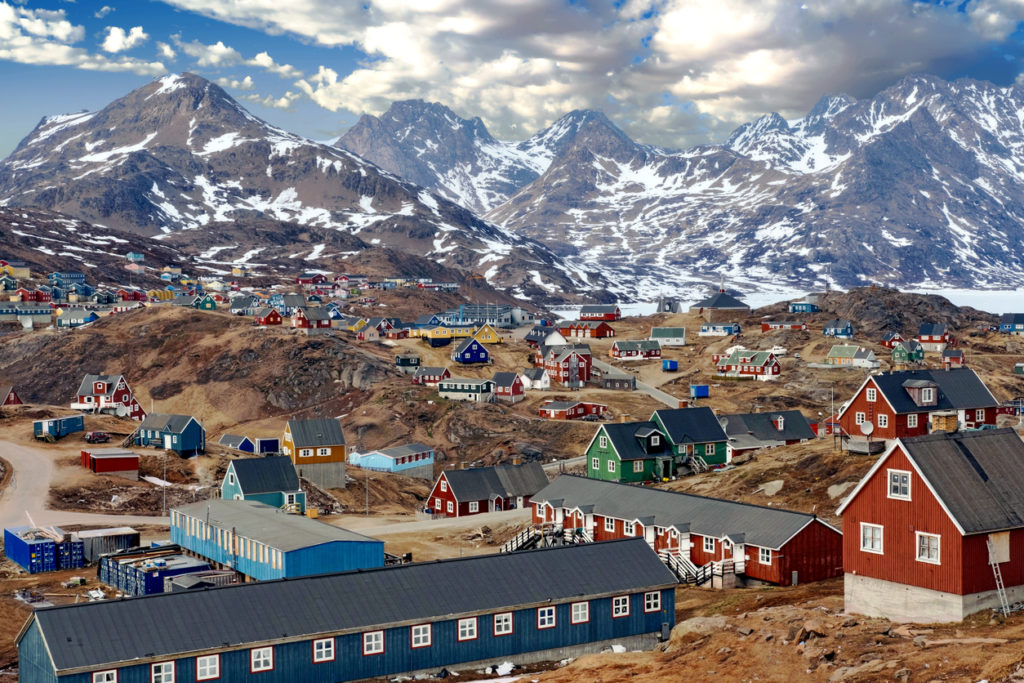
988,539,1011,616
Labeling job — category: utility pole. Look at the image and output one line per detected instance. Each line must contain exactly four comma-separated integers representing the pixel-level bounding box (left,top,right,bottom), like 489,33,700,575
365,472,369,516
162,450,167,516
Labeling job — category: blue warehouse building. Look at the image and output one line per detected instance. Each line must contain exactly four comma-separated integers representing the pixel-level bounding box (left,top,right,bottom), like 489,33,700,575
17,538,676,683
170,499,383,581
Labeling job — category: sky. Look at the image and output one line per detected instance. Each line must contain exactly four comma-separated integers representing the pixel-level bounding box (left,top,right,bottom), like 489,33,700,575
2,0,1024,158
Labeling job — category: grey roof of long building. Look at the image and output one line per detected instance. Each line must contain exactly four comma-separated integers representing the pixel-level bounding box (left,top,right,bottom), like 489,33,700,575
870,368,998,413
534,475,826,550
139,414,198,434
25,538,674,674
444,462,549,500
174,500,378,551
377,443,433,459
720,410,816,444
652,407,728,445
580,304,619,314
230,456,300,494
287,418,345,447
897,429,1024,534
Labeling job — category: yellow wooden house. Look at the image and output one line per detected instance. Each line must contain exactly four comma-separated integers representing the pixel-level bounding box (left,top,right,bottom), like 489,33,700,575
471,323,503,344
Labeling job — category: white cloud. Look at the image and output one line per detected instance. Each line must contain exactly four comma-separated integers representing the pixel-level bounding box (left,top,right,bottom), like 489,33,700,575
216,74,254,90
241,90,300,109
0,2,165,76
156,41,176,60
94,6,115,20
101,25,148,53
159,0,1024,147
246,50,302,78
172,35,242,66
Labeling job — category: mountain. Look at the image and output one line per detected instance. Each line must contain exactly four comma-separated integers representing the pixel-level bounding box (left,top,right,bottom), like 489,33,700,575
341,76,1024,295
0,74,601,301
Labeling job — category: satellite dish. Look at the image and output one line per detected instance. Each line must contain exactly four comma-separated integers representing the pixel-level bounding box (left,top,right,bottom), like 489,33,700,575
860,421,875,436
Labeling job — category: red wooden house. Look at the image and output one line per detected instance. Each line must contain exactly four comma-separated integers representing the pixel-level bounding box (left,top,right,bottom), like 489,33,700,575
428,462,549,517
533,475,842,587
296,272,327,287
836,368,998,442
538,400,607,420
542,345,592,387
70,374,146,420
916,323,952,352
291,307,332,332
942,349,966,369
760,321,807,332
715,350,780,381
837,429,1024,622
1,386,23,406
610,340,661,359
413,366,451,386
557,320,616,339
386,327,410,340
579,304,621,321
491,372,525,404
255,307,283,326
880,332,906,349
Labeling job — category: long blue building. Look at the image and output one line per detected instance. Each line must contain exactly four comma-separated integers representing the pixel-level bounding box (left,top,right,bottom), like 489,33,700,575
170,499,383,581
17,539,676,683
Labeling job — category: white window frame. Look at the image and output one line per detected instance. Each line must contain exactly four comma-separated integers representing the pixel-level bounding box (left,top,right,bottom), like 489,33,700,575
612,595,630,618
440,479,448,492
855,412,865,425
493,612,513,636
908,414,918,428
299,448,313,458
705,443,715,456
633,460,643,473
921,387,934,402
758,547,772,565
888,470,911,501
363,630,384,655
468,501,479,513
317,447,330,456
457,617,478,641
196,654,219,680
313,638,335,663
571,601,590,624
866,388,876,402
703,536,715,553
446,500,454,514
976,409,985,421
878,414,888,428
592,457,600,471
250,647,273,673
227,473,235,486
916,532,941,565
651,434,660,446
433,498,442,510
623,521,635,535
599,435,608,449
537,606,556,629
604,517,615,532
644,591,661,613
607,460,616,473
93,672,117,683
151,662,175,683
411,624,432,649
860,523,883,554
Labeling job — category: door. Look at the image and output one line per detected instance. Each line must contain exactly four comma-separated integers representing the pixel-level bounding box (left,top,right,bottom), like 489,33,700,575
163,434,173,450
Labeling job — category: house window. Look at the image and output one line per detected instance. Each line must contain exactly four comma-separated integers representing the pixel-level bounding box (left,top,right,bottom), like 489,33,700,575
411,624,432,648
651,434,660,446
227,474,235,486
447,501,454,514
976,409,985,421
363,631,384,655
908,414,918,428
878,414,888,428
866,388,876,402
440,480,448,492
644,591,661,612
705,443,715,456
888,470,911,500
537,606,556,629
703,536,715,553
250,646,273,673
571,601,590,624
917,532,941,564
860,523,883,554
759,547,772,564
469,501,479,513
196,655,219,680
93,672,117,683
604,517,615,532
855,412,865,425
608,460,616,473
493,612,513,636
313,638,335,663
612,595,630,618
457,617,478,641
299,448,313,457
151,662,174,683
624,521,635,535
317,447,330,456
599,435,608,449
633,460,643,473
921,388,934,402
592,457,600,471
434,498,442,510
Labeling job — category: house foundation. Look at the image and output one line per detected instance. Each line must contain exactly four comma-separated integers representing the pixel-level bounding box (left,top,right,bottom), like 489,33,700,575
844,573,1024,623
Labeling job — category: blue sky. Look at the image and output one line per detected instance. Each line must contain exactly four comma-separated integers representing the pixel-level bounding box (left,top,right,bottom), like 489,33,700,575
2,0,1024,157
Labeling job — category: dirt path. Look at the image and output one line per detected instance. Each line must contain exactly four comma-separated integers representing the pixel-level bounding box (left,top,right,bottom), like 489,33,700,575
0,439,168,528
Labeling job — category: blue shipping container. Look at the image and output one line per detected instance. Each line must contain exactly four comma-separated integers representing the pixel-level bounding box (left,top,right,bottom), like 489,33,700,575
5,526,60,574
32,414,85,439
662,359,678,371
689,384,710,398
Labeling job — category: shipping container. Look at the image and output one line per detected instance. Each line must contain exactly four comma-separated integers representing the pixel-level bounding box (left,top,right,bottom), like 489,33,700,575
4,526,64,573
689,384,710,399
255,437,280,454
33,414,85,440
76,527,141,563
98,545,209,596
662,359,678,371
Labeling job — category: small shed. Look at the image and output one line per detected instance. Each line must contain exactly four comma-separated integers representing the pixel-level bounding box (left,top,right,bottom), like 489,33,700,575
33,414,84,441
80,448,140,480
219,434,256,453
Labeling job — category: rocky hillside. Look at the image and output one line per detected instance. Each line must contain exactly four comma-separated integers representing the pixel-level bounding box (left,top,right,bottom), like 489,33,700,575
0,74,601,301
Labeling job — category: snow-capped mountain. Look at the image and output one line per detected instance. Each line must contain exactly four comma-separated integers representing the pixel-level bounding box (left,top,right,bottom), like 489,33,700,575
0,74,602,300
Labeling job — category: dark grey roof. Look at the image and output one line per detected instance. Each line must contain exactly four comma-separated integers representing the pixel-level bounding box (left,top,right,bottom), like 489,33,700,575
652,407,728,446
414,366,448,377
453,337,482,354
75,374,123,397
299,307,331,321
415,314,440,325
691,291,749,309
580,304,619,314
534,475,824,550
541,401,580,411
229,456,300,495
287,418,346,448
522,367,546,380
881,331,904,341
917,322,947,336
1001,313,1024,325
599,421,669,461
870,368,998,413
255,307,277,318
899,429,1024,534
491,371,519,388
524,325,549,342
175,500,378,551
825,319,852,329
218,434,251,449
443,462,549,501
942,349,964,358
139,414,198,434
25,539,674,673
720,410,816,444
377,443,433,459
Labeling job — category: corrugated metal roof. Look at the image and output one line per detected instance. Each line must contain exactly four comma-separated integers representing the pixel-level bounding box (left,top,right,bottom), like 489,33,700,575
491,372,519,388
580,304,619,314
75,374,123,397
872,368,998,413
917,322,947,336
29,538,675,673
139,414,197,434
174,500,378,551
377,443,432,459
691,291,749,309
230,457,300,495
902,429,1024,534
534,475,821,550
600,421,669,460
444,462,549,501
720,410,816,444
286,418,345,448
652,407,728,446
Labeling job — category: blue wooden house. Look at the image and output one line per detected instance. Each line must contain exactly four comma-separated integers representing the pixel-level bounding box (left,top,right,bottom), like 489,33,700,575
451,338,490,364
221,456,306,513
348,443,435,480
823,319,853,338
1000,313,1024,335
170,499,383,581
17,539,675,683
136,414,206,457
415,313,442,328
788,301,819,313
56,310,98,328
219,434,256,453
49,271,86,287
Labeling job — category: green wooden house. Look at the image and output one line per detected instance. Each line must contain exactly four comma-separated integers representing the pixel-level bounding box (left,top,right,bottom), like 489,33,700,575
891,340,925,364
193,293,218,311
585,421,672,482
649,407,730,467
